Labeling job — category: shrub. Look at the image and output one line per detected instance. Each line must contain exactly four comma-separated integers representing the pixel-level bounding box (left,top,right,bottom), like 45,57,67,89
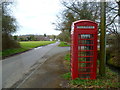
107,34,120,68
2,33,20,50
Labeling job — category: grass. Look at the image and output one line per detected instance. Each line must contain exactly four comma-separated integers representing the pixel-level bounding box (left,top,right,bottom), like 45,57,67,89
64,53,70,61
58,42,70,47
20,41,55,49
69,67,120,88
62,53,120,88
2,41,55,58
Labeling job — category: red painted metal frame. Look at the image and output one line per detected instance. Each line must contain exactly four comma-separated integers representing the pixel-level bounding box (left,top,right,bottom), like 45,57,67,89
71,20,98,80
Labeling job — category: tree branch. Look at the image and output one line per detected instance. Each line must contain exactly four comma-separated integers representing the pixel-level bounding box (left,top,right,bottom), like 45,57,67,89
106,14,118,27
62,2,81,16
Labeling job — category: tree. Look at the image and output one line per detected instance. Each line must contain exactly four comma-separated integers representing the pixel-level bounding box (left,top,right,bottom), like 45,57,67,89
31,35,35,41
26,37,31,41
57,31,70,42
54,0,101,42
55,0,119,38
108,1,120,69
44,34,47,37
2,2,20,50
105,2,118,34
55,0,120,77
55,0,100,32
19,38,24,41
13,35,18,40
99,1,106,76
2,2,18,34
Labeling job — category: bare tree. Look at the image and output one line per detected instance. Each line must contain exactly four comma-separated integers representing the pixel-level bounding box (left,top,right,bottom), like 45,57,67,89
106,1,119,35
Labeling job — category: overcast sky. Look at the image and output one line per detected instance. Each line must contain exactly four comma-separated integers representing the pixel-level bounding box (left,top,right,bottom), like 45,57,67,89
10,0,118,36
13,0,63,36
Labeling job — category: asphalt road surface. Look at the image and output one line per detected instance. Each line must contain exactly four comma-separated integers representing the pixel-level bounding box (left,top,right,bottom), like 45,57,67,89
2,42,70,88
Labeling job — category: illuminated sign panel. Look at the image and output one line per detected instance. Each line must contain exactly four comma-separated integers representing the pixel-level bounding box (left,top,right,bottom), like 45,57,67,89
77,26,95,29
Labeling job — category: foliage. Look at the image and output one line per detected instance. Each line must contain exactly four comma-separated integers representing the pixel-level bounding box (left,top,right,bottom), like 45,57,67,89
57,31,70,42
108,58,120,67
2,33,20,50
2,15,17,34
2,2,18,34
54,1,101,42
107,34,120,68
2,2,20,50
13,35,18,40
55,1,100,31
64,53,70,61
2,41,55,58
19,37,24,41
58,42,70,47
44,34,47,37
55,1,119,42
70,69,119,88
69,67,120,88
63,53,71,70
62,72,71,80
30,35,35,41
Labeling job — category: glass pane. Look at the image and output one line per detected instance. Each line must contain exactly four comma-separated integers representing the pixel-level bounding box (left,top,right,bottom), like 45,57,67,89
78,46,93,50
78,51,93,56
78,74,91,78
79,63,86,67
78,68,91,73
78,40,94,44
78,57,86,62
78,63,93,67
78,34,94,39
78,57,93,62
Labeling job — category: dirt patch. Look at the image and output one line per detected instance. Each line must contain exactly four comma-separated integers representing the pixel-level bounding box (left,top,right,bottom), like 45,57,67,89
19,51,69,88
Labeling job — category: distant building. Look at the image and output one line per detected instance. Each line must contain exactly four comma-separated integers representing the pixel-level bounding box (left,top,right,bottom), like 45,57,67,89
16,35,51,41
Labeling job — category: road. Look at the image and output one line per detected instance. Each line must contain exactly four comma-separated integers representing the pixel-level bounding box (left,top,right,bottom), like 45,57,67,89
2,42,70,88
18,51,69,88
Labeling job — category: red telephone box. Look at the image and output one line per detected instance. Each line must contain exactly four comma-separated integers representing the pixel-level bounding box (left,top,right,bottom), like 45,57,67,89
71,20,98,80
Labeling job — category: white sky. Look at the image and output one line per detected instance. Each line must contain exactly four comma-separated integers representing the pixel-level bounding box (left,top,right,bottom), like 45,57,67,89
10,0,118,36
13,0,63,35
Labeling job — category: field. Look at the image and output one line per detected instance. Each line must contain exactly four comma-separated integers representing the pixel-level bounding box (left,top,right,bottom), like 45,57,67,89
20,41,55,49
2,41,55,58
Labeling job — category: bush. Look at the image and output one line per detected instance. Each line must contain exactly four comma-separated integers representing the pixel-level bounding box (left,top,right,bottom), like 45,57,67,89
58,42,70,47
57,31,70,42
2,33,20,50
107,34,120,68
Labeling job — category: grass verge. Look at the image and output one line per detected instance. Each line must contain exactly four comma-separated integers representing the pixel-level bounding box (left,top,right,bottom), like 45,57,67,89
58,42,70,47
62,53,120,88
2,41,55,58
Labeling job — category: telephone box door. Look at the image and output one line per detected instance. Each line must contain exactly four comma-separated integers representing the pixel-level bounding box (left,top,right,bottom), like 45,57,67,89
77,33,97,79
